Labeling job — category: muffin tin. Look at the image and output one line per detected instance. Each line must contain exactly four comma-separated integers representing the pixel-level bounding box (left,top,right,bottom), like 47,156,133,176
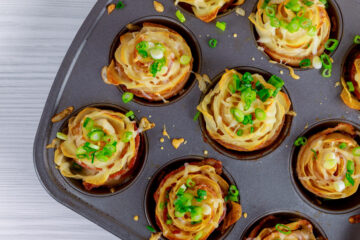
33,0,360,239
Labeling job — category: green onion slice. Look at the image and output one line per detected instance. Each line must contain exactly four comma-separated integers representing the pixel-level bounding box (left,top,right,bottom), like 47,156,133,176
242,72,254,82
186,178,195,188
311,149,317,160
299,17,312,29
56,132,68,141
190,206,203,222
236,129,243,136
286,17,300,33
121,131,133,143
347,82,355,92
194,232,203,240
229,185,239,196
294,136,307,146
83,117,94,130
180,55,191,65
230,108,245,122
307,25,317,36
325,39,339,52
338,142,347,149
320,53,332,69
258,88,270,102
216,21,226,31
322,68,332,78
89,130,104,142
166,219,173,225
193,111,201,122
268,75,284,88
125,110,135,120
352,147,360,156
346,172,355,186
354,35,360,44
299,59,311,68
255,108,267,121
303,0,314,7
146,225,156,233
208,38,218,48
347,160,355,174
265,5,276,17
275,224,292,235
116,1,124,9
122,92,134,103
176,10,186,23
270,17,280,28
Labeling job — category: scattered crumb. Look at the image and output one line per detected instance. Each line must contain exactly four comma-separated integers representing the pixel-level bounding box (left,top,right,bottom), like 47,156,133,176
51,106,74,123
261,57,264,60
251,57,255,61
160,138,165,143
110,188,115,193
287,110,297,116
304,123,309,129
126,23,141,31
133,215,139,221
172,124,175,128
150,232,162,240
269,60,277,64
280,70,284,75
233,33,238,38
153,1,164,13
335,81,340,87
194,73,211,92
286,66,300,80
257,46,265,52
206,34,210,37
107,4,116,15
184,140,188,145
137,110,141,113
172,138,185,149
243,212,248,218
161,146,164,150
163,125,170,139
139,117,155,132
204,150,208,155
320,102,323,105
198,34,202,38
235,7,245,16
149,115,152,118
285,144,288,148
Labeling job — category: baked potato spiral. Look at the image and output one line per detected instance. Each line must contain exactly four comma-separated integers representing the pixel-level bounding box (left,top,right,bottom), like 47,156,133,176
103,22,193,102
341,52,360,110
153,159,241,240
174,0,245,23
197,69,291,152
296,123,360,199
54,107,141,190
249,0,331,67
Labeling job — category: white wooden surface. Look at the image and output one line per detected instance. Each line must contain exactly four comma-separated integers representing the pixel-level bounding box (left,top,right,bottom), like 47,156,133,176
0,1,118,239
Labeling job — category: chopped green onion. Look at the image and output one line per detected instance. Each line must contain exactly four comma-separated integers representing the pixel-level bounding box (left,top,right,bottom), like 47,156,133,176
294,136,307,146
255,108,267,121
236,129,243,136
136,41,149,51
230,108,245,122
286,17,300,33
56,132,68,140
176,10,186,23
268,75,284,88
299,58,311,68
197,189,207,201
103,144,116,156
76,146,87,156
95,152,109,162
275,224,292,235
159,202,165,210
88,143,100,150
257,88,270,102
175,211,185,217
233,74,241,90
320,53,332,69
299,17,312,29
102,135,114,143
150,58,166,77
89,130,104,142
115,1,124,9
261,0,270,9
228,83,235,94
303,0,314,7
242,72,254,82
242,114,253,125
354,35,360,44
208,38,218,48
122,92,134,103
71,162,82,171
339,143,347,149
216,21,226,31
229,185,239,196
270,17,280,28
180,55,191,65
125,110,135,120
83,117,94,130
347,82,355,92
322,68,331,78
186,178,195,188
121,131,133,143
242,88,257,110
194,232,203,240
319,0,328,7
352,147,360,156
346,172,355,186
193,111,201,122
265,5,276,17
307,25,317,36
285,0,301,12
190,206,203,222
325,39,339,52
146,225,156,233
137,49,148,58
280,20,288,28
177,184,187,196
166,219,173,225
347,160,355,174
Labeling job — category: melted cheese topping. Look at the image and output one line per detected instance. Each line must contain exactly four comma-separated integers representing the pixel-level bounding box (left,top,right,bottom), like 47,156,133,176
54,107,139,188
249,0,331,66
175,0,244,23
297,123,360,199
104,23,192,102
253,219,317,240
154,162,229,240
197,69,291,152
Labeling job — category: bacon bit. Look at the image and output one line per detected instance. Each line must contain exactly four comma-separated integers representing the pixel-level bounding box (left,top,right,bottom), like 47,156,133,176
153,1,164,13
46,138,60,149
287,110,297,116
107,4,116,15
133,215,139,221
139,117,155,132
126,23,141,31
349,214,360,224
194,73,211,92
235,7,245,16
149,232,162,240
51,106,74,123
162,125,170,139
172,138,184,149
286,66,300,80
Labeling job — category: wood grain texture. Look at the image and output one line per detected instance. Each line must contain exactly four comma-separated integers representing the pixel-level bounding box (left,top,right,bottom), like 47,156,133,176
0,1,118,239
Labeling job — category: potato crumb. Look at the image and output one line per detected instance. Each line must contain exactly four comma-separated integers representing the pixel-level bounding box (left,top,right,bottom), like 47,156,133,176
204,150,208,155
184,140,188,145
257,46,264,52
172,138,185,149
133,215,139,221
150,232,162,240
194,73,211,92
161,146,164,150
287,110,297,116
233,33,238,38
160,138,165,143
334,81,340,87
149,115,152,118
235,7,245,16
304,123,309,129
107,4,115,15
163,125,170,139
243,212,248,218
153,1,164,13
280,70,284,75
51,106,74,123
251,57,255,61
